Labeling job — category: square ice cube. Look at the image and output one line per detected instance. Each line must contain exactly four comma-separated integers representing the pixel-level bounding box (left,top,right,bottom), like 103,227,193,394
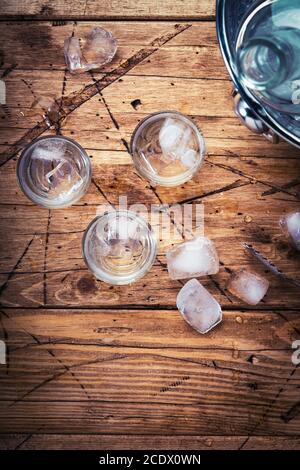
227,269,269,305
166,236,219,280
280,211,300,251
177,278,222,334
159,117,193,162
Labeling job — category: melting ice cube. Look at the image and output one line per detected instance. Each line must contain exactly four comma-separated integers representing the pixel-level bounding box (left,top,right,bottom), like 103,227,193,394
31,139,67,161
46,160,82,196
166,236,219,280
280,211,300,251
104,215,140,241
82,27,118,67
180,149,198,169
64,27,117,74
159,117,193,162
64,37,85,74
227,269,269,305
177,278,222,334
30,139,83,199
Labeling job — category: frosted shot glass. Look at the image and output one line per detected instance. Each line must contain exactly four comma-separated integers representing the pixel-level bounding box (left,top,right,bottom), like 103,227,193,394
130,111,205,187
83,210,157,285
17,135,91,208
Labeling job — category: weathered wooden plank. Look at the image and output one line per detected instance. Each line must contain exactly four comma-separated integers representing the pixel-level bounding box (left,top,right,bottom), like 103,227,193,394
1,346,297,406
0,22,219,71
1,433,300,450
0,1,215,20
0,434,244,450
1,397,299,435
1,22,218,60
2,307,299,349
244,436,300,450
2,72,232,118
2,22,223,79
0,312,298,407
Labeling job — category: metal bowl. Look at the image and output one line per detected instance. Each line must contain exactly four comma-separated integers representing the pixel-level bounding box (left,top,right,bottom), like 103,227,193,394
216,0,300,148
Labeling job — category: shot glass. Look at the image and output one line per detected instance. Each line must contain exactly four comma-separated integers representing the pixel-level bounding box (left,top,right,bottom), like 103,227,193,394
82,210,157,285
130,111,205,187
17,135,91,208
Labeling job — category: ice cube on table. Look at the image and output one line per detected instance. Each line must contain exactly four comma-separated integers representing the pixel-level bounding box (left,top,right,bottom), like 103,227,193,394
64,37,85,74
82,27,118,67
166,236,219,280
280,211,300,251
177,279,222,334
64,27,117,74
227,269,269,305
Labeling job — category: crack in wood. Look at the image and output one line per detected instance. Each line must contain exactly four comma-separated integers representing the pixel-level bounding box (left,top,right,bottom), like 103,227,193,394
276,311,300,337
149,186,186,240
92,177,115,208
8,354,127,408
207,159,300,200
8,321,94,402
48,349,92,400
262,179,300,197
8,334,295,355
176,179,250,205
0,236,35,297
88,70,134,155
3,303,299,312
89,71,120,130
1,63,18,79
14,433,33,450
239,361,300,449
281,400,300,423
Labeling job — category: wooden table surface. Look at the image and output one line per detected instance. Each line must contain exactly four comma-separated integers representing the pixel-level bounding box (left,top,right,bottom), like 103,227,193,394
0,0,299,451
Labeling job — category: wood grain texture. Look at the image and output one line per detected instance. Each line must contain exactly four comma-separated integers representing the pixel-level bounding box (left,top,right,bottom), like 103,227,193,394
2,434,300,450
0,1,215,20
0,14,299,450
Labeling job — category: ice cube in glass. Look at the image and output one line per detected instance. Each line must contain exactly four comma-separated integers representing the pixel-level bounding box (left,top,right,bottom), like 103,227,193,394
130,111,205,187
17,136,91,208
